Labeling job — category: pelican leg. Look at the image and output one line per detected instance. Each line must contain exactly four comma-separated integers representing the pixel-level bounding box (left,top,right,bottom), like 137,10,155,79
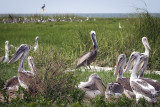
88,65,91,70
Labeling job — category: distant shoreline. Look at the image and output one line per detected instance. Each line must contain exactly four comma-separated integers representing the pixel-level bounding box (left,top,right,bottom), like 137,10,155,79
0,13,160,18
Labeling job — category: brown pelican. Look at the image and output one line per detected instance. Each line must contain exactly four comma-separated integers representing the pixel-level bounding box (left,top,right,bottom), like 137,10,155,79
78,73,106,99
0,41,9,63
4,56,36,92
114,54,135,99
8,44,35,90
125,37,150,73
105,82,124,99
3,76,19,92
138,55,160,92
127,52,157,102
28,56,36,75
34,36,39,52
76,31,99,69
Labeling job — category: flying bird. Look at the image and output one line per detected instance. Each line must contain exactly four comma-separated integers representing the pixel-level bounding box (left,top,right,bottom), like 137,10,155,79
41,4,45,12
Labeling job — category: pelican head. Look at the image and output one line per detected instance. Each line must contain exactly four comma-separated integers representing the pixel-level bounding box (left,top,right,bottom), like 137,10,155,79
8,44,29,64
90,31,99,50
125,52,140,73
28,56,34,69
114,54,126,76
28,56,36,74
35,36,39,43
105,82,124,98
89,73,106,89
142,37,150,50
5,41,9,51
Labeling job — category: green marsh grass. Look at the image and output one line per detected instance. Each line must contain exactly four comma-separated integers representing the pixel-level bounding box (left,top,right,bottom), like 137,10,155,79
0,12,160,106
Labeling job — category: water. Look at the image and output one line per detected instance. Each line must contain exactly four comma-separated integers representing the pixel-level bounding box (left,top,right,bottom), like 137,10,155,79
0,13,160,18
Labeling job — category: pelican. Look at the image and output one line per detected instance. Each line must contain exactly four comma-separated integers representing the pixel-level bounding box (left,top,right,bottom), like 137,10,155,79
105,82,124,99
8,44,35,90
78,73,106,99
119,22,122,29
76,31,99,69
28,56,36,75
3,76,19,92
138,55,160,92
0,41,9,63
4,56,36,92
114,54,135,99
125,37,150,73
127,52,157,102
34,36,39,52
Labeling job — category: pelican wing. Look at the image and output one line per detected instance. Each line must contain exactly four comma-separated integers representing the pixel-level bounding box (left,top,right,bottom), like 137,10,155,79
4,76,19,89
84,83,98,90
0,56,5,62
76,50,96,68
131,80,156,99
18,72,35,87
117,78,132,92
142,78,160,92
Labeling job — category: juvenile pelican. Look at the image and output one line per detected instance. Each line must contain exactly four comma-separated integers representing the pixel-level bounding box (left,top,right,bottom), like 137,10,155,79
4,56,36,92
125,37,150,73
0,41,9,63
138,55,160,92
105,82,124,99
28,56,36,75
34,36,39,52
76,31,99,69
8,44,35,90
78,73,106,99
127,52,157,102
3,76,19,92
114,54,135,99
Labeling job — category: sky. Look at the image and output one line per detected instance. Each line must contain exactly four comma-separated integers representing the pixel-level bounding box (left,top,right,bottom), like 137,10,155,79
0,0,160,14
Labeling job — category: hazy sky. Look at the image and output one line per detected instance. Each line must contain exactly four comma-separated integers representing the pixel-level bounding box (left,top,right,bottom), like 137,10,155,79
0,0,160,14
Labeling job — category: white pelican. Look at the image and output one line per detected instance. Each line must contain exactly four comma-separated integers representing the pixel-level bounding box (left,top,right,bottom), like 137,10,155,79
105,82,124,99
138,55,160,92
34,36,39,52
76,31,99,69
127,52,157,102
114,54,135,99
8,44,35,90
0,41,9,63
78,73,106,99
125,37,150,73
4,56,36,92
